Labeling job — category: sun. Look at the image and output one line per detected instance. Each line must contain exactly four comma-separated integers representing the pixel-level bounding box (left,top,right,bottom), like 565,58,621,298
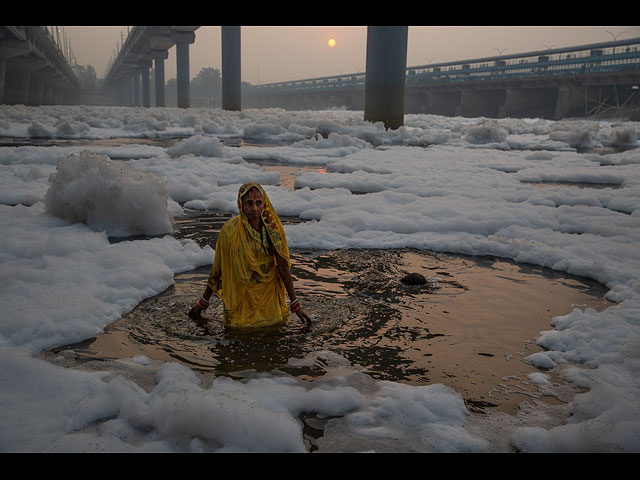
328,38,336,47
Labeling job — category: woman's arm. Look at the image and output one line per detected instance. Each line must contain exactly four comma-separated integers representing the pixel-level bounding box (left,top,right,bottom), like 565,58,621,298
189,285,213,322
275,251,311,324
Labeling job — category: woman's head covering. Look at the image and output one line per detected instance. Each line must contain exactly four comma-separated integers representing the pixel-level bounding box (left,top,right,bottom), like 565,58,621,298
237,182,289,267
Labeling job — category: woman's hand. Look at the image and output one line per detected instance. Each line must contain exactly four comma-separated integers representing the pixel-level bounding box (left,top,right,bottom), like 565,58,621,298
188,305,204,322
295,307,312,325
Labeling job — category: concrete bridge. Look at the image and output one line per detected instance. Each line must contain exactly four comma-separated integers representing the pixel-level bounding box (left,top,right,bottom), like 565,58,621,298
4,27,640,125
2,25,407,127
103,26,202,109
245,37,640,120
103,26,243,112
0,26,81,105
103,26,407,127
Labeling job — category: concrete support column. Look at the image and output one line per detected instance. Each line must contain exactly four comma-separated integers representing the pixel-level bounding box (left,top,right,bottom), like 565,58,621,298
124,73,133,106
41,80,54,105
123,78,130,106
128,75,135,106
457,89,505,118
4,57,47,105
172,30,196,108
222,26,241,111
501,87,557,119
555,86,584,119
56,85,67,105
428,90,460,116
364,26,408,129
27,72,47,105
0,58,6,104
152,50,168,107
0,40,31,104
133,71,141,106
116,79,125,106
121,77,129,106
140,61,152,107
51,84,62,105
5,67,32,105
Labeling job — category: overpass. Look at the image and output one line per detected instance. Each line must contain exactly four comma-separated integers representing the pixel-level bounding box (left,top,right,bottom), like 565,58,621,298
103,26,407,127
244,37,640,120
4,27,639,123
103,26,201,109
103,26,242,112
2,25,408,127
0,26,81,105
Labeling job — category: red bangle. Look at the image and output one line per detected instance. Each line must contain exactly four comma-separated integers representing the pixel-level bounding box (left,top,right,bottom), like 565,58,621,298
197,297,210,310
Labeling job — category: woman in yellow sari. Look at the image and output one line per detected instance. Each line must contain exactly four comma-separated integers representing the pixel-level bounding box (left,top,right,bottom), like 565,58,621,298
189,182,311,327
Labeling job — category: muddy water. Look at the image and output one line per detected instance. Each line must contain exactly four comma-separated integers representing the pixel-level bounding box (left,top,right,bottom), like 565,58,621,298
55,208,612,417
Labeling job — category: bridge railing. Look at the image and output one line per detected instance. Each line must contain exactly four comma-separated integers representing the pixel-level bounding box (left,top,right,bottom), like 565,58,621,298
247,37,640,95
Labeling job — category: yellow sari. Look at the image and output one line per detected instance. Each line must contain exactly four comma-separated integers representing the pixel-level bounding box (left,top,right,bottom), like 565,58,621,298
207,183,290,328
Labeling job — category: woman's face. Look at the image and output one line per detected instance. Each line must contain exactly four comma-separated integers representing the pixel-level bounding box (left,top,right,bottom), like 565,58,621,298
242,188,265,221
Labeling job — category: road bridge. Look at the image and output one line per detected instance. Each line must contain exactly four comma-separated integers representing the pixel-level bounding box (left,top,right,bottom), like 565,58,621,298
103,26,408,127
245,37,640,120
5,27,638,124
103,26,200,109
0,26,80,105
103,26,243,111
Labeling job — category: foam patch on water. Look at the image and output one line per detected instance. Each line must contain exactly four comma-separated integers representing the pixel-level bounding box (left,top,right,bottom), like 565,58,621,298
44,151,175,237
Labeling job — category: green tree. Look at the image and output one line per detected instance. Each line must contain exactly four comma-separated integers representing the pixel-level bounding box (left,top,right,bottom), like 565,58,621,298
191,67,222,95
75,65,98,90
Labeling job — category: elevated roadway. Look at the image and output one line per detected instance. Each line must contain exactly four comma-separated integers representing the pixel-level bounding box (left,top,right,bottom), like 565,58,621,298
103,26,200,108
245,37,640,119
0,26,81,105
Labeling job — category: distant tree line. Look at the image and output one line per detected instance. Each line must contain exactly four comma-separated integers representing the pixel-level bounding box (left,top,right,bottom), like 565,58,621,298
74,65,98,91
165,67,254,107
81,65,255,107
167,67,222,96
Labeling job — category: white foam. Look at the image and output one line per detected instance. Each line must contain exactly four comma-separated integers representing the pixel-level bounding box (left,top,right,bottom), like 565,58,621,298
0,104,639,452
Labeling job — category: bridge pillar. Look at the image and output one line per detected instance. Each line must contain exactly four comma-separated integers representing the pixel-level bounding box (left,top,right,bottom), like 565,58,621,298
120,77,128,106
112,79,122,106
0,39,31,104
126,74,136,106
501,87,557,119
41,80,54,105
428,90,460,116
3,57,47,105
27,71,47,105
133,71,141,106
131,74,138,106
139,61,152,108
555,86,585,119
0,59,5,104
151,50,168,107
222,26,241,111
457,88,506,117
50,82,63,105
364,26,408,129
172,30,196,108
55,83,70,105
121,73,132,106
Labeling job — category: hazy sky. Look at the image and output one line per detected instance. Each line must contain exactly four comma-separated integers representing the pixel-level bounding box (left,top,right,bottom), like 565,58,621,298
60,26,640,85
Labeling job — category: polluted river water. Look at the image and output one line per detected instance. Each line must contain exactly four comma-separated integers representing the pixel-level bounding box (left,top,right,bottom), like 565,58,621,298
48,157,613,426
